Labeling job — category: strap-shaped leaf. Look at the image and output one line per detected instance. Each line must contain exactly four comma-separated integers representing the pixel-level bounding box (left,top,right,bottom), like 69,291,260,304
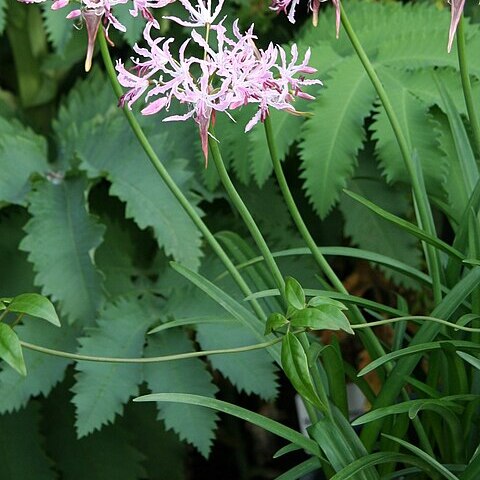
72,296,153,437
134,392,321,457
20,176,105,325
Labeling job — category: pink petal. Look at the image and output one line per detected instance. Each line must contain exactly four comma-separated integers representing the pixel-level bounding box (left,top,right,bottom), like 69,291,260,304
448,0,465,52
52,0,68,10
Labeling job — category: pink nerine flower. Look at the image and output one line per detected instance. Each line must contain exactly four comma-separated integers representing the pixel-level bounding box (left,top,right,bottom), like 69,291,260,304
116,17,321,164
448,0,465,52
18,0,175,71
270,0,340,36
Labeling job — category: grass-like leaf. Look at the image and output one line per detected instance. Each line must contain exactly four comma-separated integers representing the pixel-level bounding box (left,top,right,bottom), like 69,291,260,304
134,392,321,457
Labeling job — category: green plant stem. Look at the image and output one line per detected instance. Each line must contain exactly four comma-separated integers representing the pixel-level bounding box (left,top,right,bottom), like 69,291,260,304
457,17,480,157
351,315,480,333
98,33,265,321
208,132,286,301
340,4,443,306
20,337,281,363
264,117,387,363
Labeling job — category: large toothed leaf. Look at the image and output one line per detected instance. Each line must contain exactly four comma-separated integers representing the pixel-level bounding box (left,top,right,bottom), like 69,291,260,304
248,107,306,188
0,402,56,480
144,330,219,458
20,176,105,325
72,296,154,438
41,3,78,54
339,154,422,288
299,56,376,218
55,73,204,270
0,0,7,34
45,382,146,480
371,67,447,193
196,322,279,400
0,118,48,206
0,320,78,413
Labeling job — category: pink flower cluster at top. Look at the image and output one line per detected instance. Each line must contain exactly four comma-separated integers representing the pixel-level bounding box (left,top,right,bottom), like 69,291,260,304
270,0,341,37
116,0,322,163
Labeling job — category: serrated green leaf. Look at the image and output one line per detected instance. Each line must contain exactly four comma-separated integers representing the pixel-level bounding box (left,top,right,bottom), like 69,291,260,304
196,322,279,400
0,125,48,206
112,4,144,45
248,107,305,187
299,56,376,218
20,176,105,325
78,118,203,270
41,3,77,53
0,402,56,480
290,306,353,334
265,313,288,335
281,332,323,409
55,73,204,269
339,155,422,288
143,330,219,457
72,296,154,437
0,0,7,34
8,293,60,327
285,276,305,310
371,67,447,193
94,219,138,298
0,320,78,413
0,323,26,376
45,382,146,480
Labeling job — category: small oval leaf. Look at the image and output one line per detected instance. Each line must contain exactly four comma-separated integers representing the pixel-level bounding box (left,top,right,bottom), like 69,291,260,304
281,332,324,409
285,277,305,310
0,323,27,376
8,293,60,327
290,307,354,335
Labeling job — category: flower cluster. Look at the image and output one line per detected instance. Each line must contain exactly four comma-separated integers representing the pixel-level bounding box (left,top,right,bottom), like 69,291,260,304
270,0,341,37
116,0,321,163
20,0,174,70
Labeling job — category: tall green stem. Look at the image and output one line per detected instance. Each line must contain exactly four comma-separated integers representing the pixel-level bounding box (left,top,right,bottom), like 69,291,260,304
264,117,387,362
340,4,443,306
98,34,265,321
208,133,286,301
457,17,480,157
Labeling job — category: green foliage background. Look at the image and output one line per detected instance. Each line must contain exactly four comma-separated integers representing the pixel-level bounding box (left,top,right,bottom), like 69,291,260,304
1,0,479,477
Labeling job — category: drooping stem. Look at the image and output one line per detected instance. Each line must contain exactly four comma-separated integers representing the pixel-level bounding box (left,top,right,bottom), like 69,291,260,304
98,33,265,321
208,132,286,302
340,4,443,306
457,17,480,157
20,337,281,363
264,117,387,363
